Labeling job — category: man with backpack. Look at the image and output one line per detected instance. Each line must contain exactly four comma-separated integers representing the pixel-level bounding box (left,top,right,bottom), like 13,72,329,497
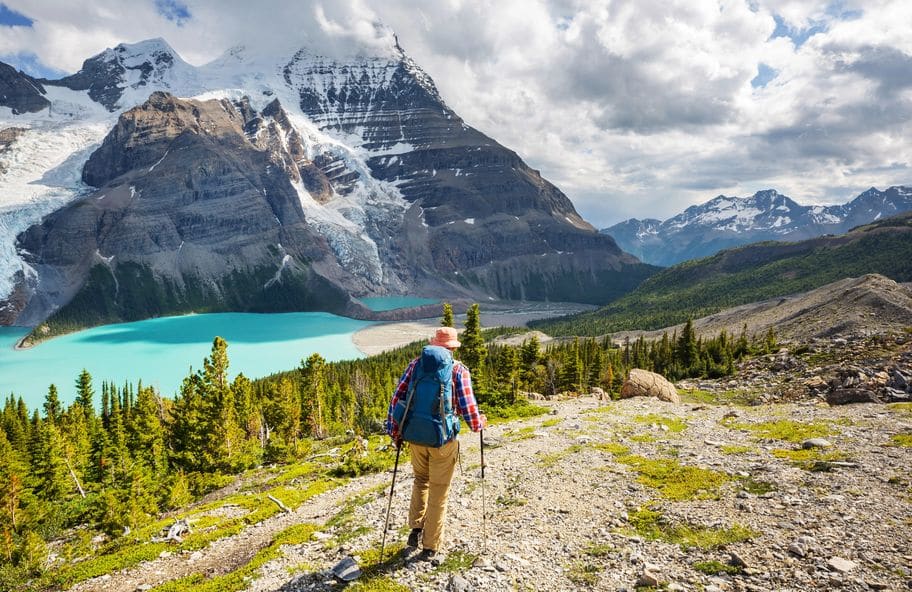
386,326,487,562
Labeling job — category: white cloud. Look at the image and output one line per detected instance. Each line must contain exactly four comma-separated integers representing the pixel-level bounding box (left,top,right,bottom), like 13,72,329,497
1,0,909,226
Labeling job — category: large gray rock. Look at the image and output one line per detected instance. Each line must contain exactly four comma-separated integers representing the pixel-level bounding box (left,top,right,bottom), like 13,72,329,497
620,369,680,404
826,388,883,406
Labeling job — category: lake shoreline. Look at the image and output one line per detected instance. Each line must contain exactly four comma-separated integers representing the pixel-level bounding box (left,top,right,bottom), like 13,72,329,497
352,301,597,356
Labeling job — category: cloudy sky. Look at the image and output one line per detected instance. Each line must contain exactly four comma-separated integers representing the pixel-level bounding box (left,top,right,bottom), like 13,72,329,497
1,0,910,226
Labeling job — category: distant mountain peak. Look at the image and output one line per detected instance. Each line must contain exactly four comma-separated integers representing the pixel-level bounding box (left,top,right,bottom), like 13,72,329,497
602,186,912,266
47,36,196,110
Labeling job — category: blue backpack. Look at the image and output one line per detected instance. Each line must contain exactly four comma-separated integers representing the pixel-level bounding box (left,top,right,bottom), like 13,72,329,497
392,345,460,447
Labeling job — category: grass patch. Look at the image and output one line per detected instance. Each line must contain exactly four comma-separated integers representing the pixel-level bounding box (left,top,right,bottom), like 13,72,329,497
634,414,687,433
347,543,410,591
720,445,754,455
681,389,756,406
269,479,339,509
266,462,318,486
537,444,583,467
728,419,835,443
889,433,912,447
506,426,538,441
496,494,528,507
485,400,549,423
693,560,743,575
771,448,849,470
566,560,600,586
583,542,615,557
629,434,657,443
331,440,401,478
434,550,477,573
583,405,614,414
325,494,373,545
739,478,776,495
540,418,562,428
626,506,754,549
616,456,732,500
593,442,631,456
888,402,912,415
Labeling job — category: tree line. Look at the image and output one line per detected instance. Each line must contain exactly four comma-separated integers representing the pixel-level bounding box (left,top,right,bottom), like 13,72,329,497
0,303,774,586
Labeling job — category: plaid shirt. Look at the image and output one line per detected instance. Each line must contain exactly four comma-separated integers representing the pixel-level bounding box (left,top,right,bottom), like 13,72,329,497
386,357,485,441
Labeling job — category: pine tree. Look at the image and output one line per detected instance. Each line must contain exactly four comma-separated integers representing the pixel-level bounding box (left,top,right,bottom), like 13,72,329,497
559,338,583,394
441,303,454,328
300,353,328,439
169,373,207,473
106,392,131,486
263,377,301,460
43,385,61,425
33,422,70,501
74,369,95,420
676,319,698,373
495,347,520,403
519,335,540,394
0,430,26,533
459,304,487,391
130,387,167,478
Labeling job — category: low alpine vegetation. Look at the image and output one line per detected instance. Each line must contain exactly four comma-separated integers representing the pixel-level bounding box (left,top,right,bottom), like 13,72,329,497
634,413,688,433
616,456,732,501
724,418,835,443
625,506,755,549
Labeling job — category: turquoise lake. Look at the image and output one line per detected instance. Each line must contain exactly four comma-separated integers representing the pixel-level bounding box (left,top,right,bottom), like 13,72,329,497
0,312,375,411
358,296,438,311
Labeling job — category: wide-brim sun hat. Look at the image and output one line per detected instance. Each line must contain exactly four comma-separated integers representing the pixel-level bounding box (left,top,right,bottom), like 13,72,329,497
429,327,461,349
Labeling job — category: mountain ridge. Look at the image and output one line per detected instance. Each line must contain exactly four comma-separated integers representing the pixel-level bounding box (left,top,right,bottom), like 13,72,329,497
537,210,912,336
0,37,653,334
603,186,912,266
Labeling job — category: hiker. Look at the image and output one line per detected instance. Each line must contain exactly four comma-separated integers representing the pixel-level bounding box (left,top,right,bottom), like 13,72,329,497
386,326,487,562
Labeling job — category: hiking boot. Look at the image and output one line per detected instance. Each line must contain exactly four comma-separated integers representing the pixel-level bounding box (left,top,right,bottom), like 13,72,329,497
406,528,422,547
417,549,443,565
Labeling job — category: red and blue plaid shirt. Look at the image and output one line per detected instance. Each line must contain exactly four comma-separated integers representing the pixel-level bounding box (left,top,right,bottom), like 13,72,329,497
386,357,485,441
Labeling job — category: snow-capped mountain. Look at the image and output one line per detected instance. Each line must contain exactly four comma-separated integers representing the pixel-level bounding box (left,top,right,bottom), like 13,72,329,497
0,36,651,331
602,187,912,266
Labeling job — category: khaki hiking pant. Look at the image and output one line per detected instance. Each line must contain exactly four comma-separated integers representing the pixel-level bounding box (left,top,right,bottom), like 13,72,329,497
408,438,459,551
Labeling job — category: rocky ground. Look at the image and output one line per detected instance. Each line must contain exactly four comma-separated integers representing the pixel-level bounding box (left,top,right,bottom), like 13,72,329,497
254,396,911,592
66,333,912,592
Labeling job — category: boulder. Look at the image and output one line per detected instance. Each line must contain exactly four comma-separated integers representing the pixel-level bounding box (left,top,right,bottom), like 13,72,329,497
826,388,883,406
590,386,610,401
620,369,680,404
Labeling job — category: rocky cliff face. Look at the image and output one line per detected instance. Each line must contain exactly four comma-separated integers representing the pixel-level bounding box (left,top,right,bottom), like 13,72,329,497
604,187,912,266
12,93,360,330
1,37,654,332
0,62,50,114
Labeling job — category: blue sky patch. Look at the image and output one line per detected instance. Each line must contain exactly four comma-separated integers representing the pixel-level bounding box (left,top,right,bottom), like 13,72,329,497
0,3,33,27
770,14,827,48
155,0,191,25
751,63,778,88
1,52,67,79
825,0,863,21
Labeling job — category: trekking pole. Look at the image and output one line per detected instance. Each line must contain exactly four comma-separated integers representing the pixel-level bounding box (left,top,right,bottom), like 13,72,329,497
380,440,403,564
480,429,487,554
